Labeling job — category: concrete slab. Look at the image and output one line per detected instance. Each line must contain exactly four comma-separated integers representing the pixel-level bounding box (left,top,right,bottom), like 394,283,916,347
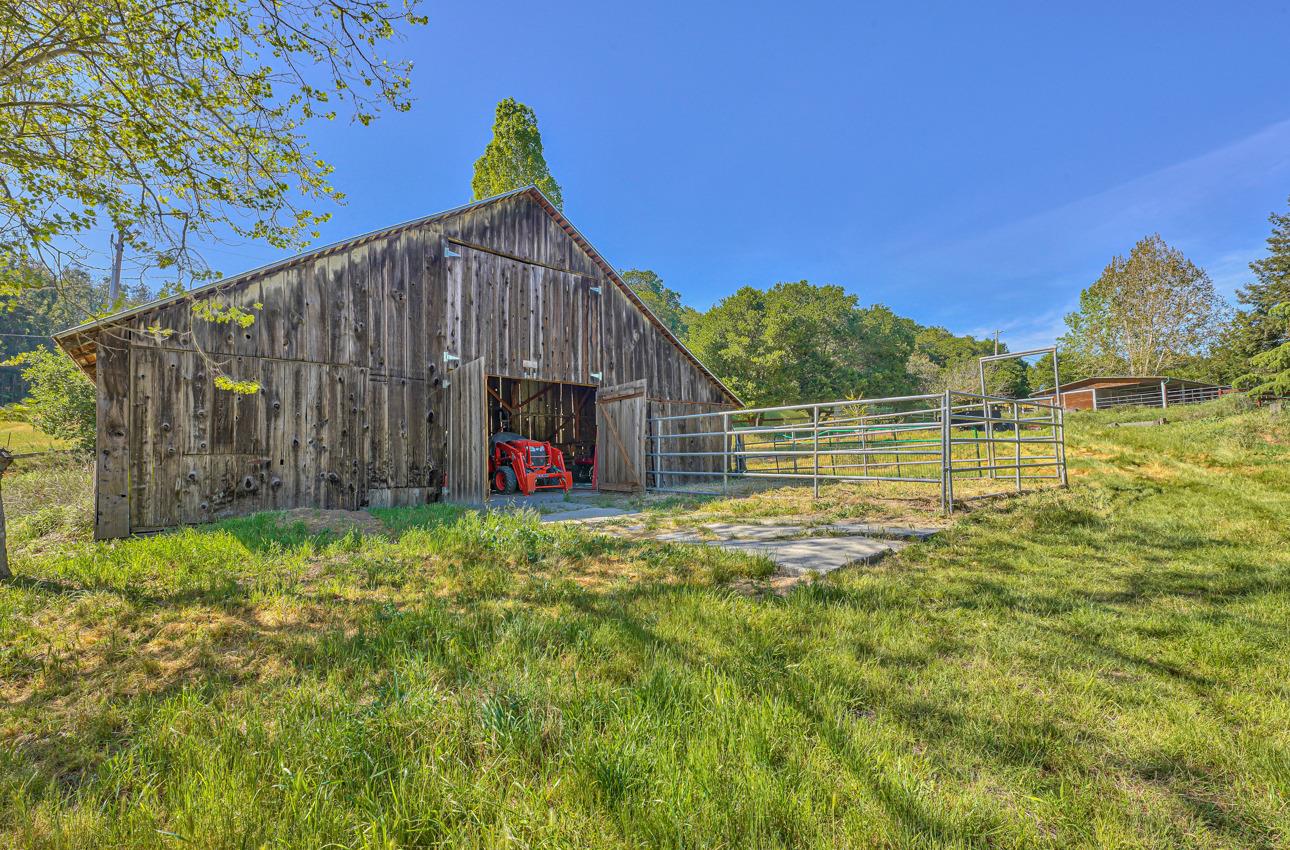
818,521,941,541
488,489,600,512
540,506,634,523
713,536,907,576
547,514,932,577
655,523,804,543
652,521,939,544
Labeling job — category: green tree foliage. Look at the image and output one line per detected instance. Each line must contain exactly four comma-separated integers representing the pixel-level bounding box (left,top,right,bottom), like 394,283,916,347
0,268,148,361
1214,197,1290,382
686,281,915,406
1026,352,1080,393
913,326,992,366
471,99,563,209
4,347,94,451
0,0,425,293
620,269,698,340
1059,235,1228,376
907,326,1029,396
1234,302,1290,398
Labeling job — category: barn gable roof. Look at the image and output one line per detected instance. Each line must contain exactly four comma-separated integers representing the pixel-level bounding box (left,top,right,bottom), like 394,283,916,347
53,186,739,404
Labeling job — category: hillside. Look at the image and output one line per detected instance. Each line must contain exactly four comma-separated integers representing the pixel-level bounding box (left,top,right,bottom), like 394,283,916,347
1,399,1288,848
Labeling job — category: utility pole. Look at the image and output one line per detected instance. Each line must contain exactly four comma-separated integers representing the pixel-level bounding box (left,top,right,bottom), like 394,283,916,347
109,230,124,304
993,330,1000,356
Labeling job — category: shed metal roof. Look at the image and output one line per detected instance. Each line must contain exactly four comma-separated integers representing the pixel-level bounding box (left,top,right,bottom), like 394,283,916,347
1029,375,1226,396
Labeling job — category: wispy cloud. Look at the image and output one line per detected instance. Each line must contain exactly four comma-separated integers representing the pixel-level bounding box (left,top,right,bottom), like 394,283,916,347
965,306,1070,354
885,117,1290,346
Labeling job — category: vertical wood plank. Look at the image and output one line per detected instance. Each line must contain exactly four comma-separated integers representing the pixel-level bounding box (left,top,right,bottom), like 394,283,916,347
446,357,487,504
94,338,131,538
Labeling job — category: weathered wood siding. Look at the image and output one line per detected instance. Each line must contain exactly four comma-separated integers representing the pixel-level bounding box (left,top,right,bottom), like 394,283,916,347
88,190,733,535
596,380,648,492
649,400,730,490
446,357,487,504
444,244,601,384
93,337,131,539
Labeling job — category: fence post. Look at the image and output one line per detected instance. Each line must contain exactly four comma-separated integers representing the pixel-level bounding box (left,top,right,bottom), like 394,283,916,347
941,389,954,514
1056,404,1069,488
722,411,730,495
1013,400,1023,494
982,392,996,479
649,419,657,491
861,421,869,477
812,406,820,498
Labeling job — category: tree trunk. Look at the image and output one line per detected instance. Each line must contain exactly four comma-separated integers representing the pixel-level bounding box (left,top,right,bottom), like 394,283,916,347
0,449,13,581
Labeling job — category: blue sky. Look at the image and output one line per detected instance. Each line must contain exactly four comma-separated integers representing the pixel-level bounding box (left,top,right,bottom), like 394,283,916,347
126,1,1290,351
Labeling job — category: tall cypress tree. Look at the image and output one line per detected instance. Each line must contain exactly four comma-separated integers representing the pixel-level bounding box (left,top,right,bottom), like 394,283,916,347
471,99,564,209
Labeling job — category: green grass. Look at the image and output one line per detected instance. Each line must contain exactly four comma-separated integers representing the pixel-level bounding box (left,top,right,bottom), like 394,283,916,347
0,418,72,455
1,398,1288,847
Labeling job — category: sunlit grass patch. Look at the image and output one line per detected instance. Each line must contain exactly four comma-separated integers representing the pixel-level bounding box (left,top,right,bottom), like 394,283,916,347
1,398,1287,847
0,418,71,454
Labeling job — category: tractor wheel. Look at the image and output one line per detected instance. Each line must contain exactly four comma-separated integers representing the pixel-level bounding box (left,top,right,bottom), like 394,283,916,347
494,466,518,494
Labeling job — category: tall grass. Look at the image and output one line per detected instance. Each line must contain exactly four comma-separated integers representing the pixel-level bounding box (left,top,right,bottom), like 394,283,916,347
1,399,1287,848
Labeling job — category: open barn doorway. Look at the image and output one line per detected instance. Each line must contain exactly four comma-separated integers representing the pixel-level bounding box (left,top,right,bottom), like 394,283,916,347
485,376,598,501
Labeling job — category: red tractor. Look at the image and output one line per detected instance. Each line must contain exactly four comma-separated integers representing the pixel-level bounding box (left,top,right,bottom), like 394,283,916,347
489,432,573,495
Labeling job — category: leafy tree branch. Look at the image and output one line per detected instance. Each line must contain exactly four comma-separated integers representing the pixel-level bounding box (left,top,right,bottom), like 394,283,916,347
0,0,427,295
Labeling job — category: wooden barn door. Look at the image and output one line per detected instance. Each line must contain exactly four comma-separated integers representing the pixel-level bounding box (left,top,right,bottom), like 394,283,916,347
446,357,487,504
596,380,647,492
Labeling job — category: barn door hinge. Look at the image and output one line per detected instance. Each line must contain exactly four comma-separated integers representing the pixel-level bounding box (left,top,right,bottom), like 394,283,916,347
589,285,602,295
443,351,460,367
443,240,462,258
590,371,603,382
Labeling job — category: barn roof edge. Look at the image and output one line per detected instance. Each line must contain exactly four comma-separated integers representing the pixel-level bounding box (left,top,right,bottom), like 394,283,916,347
52,185,740,405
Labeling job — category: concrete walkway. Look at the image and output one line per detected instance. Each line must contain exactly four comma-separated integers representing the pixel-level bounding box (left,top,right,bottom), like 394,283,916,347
537,505,634,522
484,490,639,524
712,536,908,576
561,517,935,577
495,493,938,577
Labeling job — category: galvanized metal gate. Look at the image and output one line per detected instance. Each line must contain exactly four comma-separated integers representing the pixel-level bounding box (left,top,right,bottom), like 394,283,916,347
646,390,1067,513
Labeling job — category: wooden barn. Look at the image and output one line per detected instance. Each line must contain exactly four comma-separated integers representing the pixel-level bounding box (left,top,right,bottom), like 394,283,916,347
54,186,738,539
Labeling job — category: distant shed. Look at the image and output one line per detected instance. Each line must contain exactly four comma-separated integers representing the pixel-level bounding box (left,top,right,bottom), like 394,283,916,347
54,186,738,539
1030,376,1229,411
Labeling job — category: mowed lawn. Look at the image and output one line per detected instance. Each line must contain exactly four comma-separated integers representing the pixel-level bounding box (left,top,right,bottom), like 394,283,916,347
1,400,1288,848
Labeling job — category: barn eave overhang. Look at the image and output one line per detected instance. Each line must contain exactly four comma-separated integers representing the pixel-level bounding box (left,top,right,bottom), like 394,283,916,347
51,185,740,406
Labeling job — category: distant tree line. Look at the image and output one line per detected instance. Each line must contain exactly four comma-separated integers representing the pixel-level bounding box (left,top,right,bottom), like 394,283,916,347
1040,200,1290,393
617,273,1027,407
0,270,151,451
622,195,1290,405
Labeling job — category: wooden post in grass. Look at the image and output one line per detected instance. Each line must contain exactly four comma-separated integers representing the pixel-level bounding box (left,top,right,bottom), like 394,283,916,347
0,448,13,581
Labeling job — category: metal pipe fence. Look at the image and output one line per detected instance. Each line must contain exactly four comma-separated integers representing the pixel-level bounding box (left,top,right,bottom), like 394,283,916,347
1030,383,1230,410
1095,384,1227,410
647,390,1067,513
